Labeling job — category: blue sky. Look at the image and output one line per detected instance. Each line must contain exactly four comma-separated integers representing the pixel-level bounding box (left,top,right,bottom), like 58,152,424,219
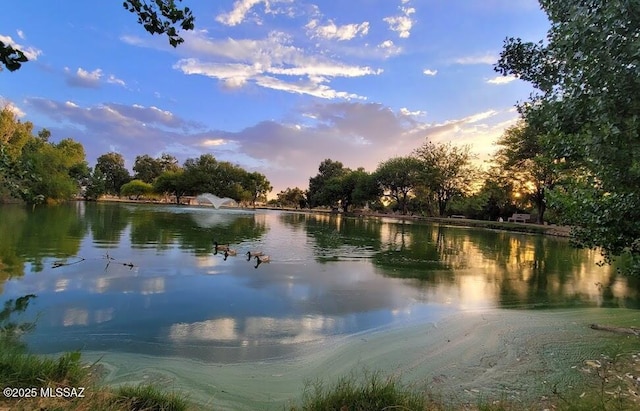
1,0,550,196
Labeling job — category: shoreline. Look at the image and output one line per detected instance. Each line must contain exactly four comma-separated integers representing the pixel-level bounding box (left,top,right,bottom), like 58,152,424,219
79,307,634,410
89,197,572,238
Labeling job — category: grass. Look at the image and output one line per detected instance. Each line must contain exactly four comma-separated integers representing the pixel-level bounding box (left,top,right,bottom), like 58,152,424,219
0,341,190,411
291,371,435,411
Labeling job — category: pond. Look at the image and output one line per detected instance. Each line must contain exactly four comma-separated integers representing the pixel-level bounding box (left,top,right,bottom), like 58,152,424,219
1,202,639,409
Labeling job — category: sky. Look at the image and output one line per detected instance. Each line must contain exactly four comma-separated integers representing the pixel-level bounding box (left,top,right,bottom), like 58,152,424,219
0,0,550,197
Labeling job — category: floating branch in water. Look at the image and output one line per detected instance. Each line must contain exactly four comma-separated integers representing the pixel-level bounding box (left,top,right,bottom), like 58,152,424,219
52,257,86,268
103,253,136,271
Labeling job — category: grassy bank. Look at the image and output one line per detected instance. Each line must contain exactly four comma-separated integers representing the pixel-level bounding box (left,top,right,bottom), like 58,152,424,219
2,342,639,410
0,344,190,411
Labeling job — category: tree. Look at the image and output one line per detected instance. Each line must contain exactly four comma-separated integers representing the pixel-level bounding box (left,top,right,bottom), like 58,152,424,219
328,168,381,213
0,107,32,158
496,0,640,272
95,152,131,195
495,121,558,224
277,187,307,208
2,1,195,72
413,142,476,217
84,167,106,200
244,171,272,207
120,179,153,199
307,159,347,208
374,157,422,215
133,154,162,183
153,170,186,204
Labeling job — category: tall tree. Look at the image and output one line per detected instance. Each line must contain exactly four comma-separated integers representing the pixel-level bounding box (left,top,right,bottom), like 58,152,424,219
496,0,640,272
153,170,186,204
374,156,422,215
133,154,163,183
277,187,307,209
19,137,87,202
244,171,272,207
494,122,558,223
307,159,347,208
413,142,476,217
95,152,131,195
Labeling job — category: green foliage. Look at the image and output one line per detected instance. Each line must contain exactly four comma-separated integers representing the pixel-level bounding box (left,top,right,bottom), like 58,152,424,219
120,179,154,199
84,167,107,200
96,152,132,195
497,0,640,273
0,349,86,388
112,384,188,411
374,156,422,215
307,161,380,212
153,170,186,203
123,0,195,47
308,159,348,208
1,110,87,203
133,153,179,183
179,154,269,202
0,108,33,158
494,121,559,223
413,141,477,217
293,371,428,411
244,171,272,206
277,187,307,208
19,137,87,202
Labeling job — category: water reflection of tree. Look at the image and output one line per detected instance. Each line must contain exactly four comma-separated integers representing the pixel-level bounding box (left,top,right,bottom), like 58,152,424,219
85,202,130,245
0,204,86,286
374,224,468,280
280,213,383,262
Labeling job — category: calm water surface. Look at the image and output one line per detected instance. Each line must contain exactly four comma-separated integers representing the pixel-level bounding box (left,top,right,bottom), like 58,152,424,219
1,202,639,363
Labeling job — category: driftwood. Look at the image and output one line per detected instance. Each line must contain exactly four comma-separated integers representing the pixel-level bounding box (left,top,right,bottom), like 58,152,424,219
590,323,640,336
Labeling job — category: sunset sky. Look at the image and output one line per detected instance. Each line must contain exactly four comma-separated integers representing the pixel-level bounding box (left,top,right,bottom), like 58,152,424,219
1,0,550,196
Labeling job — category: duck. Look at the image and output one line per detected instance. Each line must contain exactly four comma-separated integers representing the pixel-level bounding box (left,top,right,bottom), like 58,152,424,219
223,249,237,261
254,255,270,268
213,241,231,253
246,251,264,261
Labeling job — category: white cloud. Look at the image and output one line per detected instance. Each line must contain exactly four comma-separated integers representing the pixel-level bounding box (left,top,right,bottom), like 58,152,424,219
306,19,370,41
400,107,425,117
63,67,128,89
422,68,437,76
0,34,42,61
375,40,402,58
64,67,103,88
384,5,416,38
454,53,497,65
0,97,26,117
216,0,263,26
486,75,516,85
173,31,382,99
16,30,25,39
107,74,126,87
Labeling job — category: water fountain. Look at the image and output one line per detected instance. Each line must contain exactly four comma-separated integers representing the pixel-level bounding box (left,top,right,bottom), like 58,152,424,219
195,193,238,209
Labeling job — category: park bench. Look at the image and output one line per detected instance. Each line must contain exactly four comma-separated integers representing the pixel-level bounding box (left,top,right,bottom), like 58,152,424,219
507,213,531,223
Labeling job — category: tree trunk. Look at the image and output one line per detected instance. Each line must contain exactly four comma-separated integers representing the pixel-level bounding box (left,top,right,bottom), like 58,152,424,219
535,187,545,224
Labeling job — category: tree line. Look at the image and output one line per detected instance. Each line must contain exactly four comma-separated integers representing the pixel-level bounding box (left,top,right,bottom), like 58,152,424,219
0,108,272,206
